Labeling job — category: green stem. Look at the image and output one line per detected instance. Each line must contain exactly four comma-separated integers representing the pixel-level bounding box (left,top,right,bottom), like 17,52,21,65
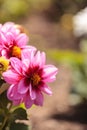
0,103,12,130
0,116,8,130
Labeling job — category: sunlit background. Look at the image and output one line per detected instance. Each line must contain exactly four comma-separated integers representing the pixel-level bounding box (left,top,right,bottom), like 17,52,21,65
1,0,87,130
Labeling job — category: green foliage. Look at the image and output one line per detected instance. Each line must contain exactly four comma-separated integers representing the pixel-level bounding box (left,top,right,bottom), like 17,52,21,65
0,0,87,22
10,123,29,130
28,0,51,11
9,108,29,130
47,49,84,65
70,60,87,104
47,48,87,105
0,0,51,22
0,0,30,22
0,90,29,130
69,40,87,105
0,91,10,109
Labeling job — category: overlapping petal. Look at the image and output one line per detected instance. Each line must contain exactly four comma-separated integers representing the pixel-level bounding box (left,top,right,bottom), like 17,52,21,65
34,91,43,106
16,33,29,46
3,70,20,84
10,57,22,74
18,78,29,94
42,65,58,79
29,83,36,100
39,83,52,95
7,84,23,100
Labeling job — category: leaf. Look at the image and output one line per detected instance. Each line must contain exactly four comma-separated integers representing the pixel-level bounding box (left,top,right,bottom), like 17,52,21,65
9,108,30,130
0,91,11,109
10,108,28,120
47,49,84,65
10,122,29,130
11,103,26,112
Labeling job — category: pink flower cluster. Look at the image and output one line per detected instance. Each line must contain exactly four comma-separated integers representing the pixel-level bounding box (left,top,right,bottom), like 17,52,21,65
0,22,58,108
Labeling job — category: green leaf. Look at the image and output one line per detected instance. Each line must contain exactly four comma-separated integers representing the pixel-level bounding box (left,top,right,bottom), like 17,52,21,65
9,108,29,130
0,91,11,109
47,49,84,65
10,123,29,130
10,108,28,120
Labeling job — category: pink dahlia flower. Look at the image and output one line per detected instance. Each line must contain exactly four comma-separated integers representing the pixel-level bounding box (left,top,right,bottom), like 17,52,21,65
3,50,58,108
0,29,35,59
0,22,19,54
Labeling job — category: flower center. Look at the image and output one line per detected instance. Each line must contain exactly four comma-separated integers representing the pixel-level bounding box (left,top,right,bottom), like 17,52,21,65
31,73,41,86
11,46,21,58
0,57,9,75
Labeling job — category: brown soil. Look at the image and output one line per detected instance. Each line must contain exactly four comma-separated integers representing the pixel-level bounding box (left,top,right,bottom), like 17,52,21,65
20,13,87,130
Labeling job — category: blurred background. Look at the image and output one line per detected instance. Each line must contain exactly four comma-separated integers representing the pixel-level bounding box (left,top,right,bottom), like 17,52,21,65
1,0,87,130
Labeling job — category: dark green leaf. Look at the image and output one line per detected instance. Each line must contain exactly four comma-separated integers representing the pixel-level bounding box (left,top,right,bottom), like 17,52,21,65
10,108,28,120
10,122,29,130
8,108,29,130
0,91,11,109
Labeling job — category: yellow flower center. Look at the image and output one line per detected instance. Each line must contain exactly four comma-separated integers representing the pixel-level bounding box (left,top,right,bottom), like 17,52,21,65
31,73,41,86
0,57,9,75
12,46,21,58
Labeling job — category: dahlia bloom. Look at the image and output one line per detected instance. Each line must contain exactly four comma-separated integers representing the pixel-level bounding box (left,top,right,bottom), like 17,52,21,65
3,50,58,108
0,25,36,59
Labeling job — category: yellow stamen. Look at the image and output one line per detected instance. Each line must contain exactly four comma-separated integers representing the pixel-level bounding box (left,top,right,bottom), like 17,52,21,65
12,46,21,58
31,73,41,86
0,57,9,76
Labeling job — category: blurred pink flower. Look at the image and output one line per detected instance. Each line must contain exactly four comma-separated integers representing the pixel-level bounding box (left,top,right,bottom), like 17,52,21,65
0,22,36,59
3,50,58,108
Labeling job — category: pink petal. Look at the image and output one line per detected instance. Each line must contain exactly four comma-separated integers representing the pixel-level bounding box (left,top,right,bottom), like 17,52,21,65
7,84,14,100
24,92,34,108
10,57,22,74
40,52,46,66
7,84,23,100
18,78,29,94
29,83,36,100
43,75,56,82
6,32,15,43
22,49,35,65
22,59,30,74
0,32,7,43
16,33,29,46
34,91,43,106
23,45,36,51
33,51,41,66
2,22,15,32
43,65,58,78
13,99,22,106
3,70,20,84
22,49,31,60
39,83,52,95
33,51,46,67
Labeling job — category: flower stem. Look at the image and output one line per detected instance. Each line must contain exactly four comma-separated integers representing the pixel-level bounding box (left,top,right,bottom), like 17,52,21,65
0,103,12,130
0,116,8,130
